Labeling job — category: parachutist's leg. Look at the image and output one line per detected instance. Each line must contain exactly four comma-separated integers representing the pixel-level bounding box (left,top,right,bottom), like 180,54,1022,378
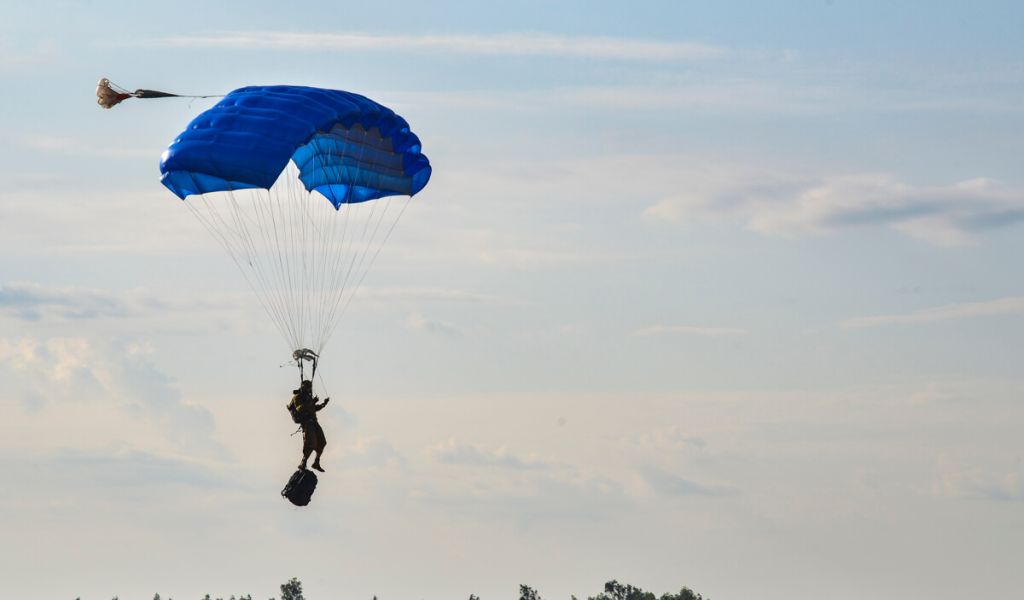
299,425,314,470
311,424,326,472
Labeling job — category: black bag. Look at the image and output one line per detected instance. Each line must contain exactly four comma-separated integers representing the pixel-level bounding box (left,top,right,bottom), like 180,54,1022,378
281,468,318,506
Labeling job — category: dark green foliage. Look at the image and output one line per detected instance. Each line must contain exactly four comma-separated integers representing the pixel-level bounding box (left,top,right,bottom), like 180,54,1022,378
583,581,707,600
589,580,656,600
90,576,708,600
658,588,705,600
280,578,305,600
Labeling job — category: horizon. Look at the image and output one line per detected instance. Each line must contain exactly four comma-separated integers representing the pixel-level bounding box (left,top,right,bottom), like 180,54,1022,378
2,2,1023,599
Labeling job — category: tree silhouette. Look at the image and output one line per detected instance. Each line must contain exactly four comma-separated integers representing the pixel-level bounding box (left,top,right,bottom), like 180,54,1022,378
659,587,706,600
280,578,305,600
519,584,542,600
80,575,710,600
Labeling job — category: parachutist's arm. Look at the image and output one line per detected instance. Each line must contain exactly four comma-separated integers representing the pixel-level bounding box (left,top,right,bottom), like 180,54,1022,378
315,397,330,411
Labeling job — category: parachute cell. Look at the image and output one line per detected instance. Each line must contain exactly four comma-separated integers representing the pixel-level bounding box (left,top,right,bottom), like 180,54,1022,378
160,85,431,205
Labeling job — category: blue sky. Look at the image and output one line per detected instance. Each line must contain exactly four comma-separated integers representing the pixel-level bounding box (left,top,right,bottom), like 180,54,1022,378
2,2,1023,599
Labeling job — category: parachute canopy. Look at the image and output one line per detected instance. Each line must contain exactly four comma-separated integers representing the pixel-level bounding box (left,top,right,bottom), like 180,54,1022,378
159,85,431,357
160,85,431,207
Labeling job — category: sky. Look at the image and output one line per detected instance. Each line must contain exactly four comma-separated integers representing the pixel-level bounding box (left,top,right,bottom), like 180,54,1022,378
1,1,1023,599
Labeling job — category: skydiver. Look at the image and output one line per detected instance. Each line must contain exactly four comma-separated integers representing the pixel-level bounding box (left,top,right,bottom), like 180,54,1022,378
288,380,330,472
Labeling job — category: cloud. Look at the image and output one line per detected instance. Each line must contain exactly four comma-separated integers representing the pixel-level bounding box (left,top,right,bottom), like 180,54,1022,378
406,311,467,337
841,296,1024,329
0,282,142,321
431,438,547,470
21,134,154,158
404,81,843,115
640,467,734,497
414,470,632,524
143,31,726,61
0,36,58,69
631,426,708,453
635,324,747,337
645,173,1024,246
0,337,107,388
340,437,405,469
33,447,227,490
117,344,220,451
934,460,1024,502
0,187,207,257
359,286,507,304
1,336,219,455
0,282,242,330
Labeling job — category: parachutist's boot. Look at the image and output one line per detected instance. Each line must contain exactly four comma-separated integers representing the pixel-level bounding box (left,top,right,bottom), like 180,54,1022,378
312,461,325,473
298,460,308,471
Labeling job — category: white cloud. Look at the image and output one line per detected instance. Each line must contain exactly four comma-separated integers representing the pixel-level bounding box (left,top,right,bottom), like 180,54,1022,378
28,448,229,490
644,172,1024,246
406,311,467,337
631,426,708,453
21,134,154,158
0,282,239,325
0,36,58,69
431,438,547,470
359,286,508,305
640,467,734,497
934,458,1024,502
0,188,208,256
0,282,144,321
340,436,405,469
0,335,220,456
412,469,632,524
841,296,1024,329
144,31,726,61
635,324,747,337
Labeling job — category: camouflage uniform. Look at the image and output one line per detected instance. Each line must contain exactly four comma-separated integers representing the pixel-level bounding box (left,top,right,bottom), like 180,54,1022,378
288,383,328,470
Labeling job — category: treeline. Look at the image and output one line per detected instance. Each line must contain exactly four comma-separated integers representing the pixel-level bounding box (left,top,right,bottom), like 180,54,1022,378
90,577,709,600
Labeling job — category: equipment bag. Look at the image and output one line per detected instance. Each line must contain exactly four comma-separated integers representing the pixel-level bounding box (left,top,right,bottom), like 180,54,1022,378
281,468,318,506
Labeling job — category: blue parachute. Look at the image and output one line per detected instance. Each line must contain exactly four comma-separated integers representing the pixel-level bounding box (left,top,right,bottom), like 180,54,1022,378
157,85,431,362
159,85,431,207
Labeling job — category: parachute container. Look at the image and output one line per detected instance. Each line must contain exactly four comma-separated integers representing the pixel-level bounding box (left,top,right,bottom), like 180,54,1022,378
160,86,431,356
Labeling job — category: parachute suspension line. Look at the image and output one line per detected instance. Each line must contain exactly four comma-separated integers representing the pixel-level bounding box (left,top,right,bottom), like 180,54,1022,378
309,133,359,355
316,368,331,399
223,186,297,348
317,124,397,348
311,176,340,356
233,186,302,349
321,196,386,347
181,131,412,360
183,193,295,348
313,124,411,353
189,187,300,349
321,194,411,352
246,185,297,348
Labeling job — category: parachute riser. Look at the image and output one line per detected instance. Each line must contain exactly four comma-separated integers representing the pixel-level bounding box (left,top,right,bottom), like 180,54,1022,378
293,348,319,385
